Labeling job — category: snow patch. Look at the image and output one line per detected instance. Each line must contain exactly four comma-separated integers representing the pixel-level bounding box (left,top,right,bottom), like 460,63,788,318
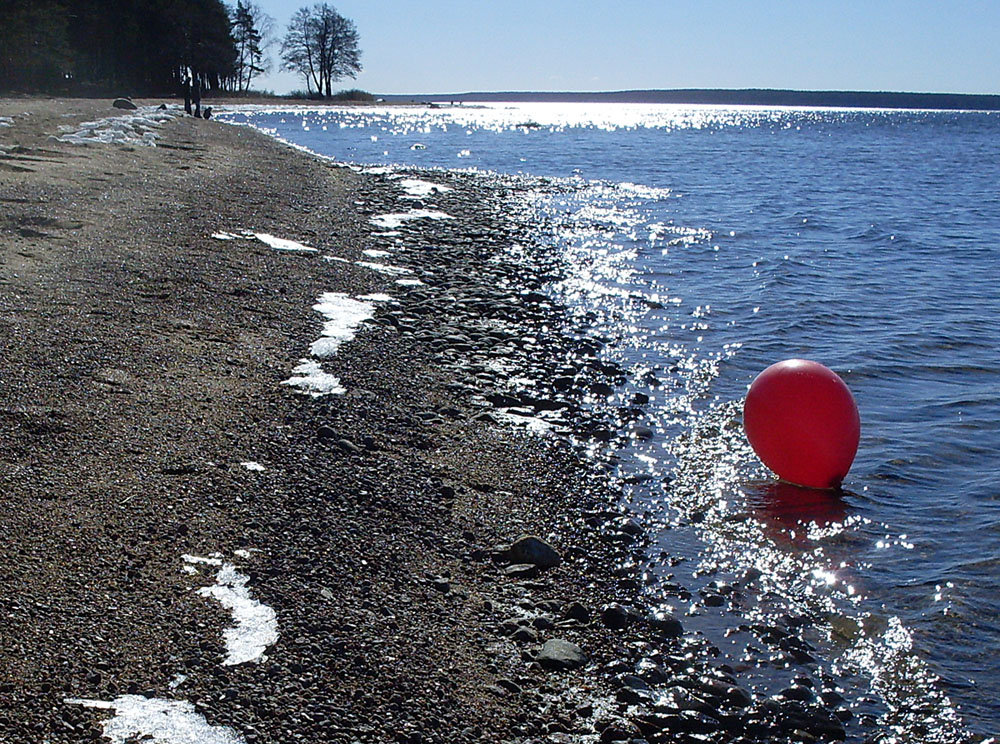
362,249,392,258
283,359,345,396
253,233,317,252
399,178,452,198
282,293,390,396
396,278,425,287
54,107,179,147
240,461,265,472
369,210,453,229
66,696,245,744
183,555,278,666
355,261,413,276
308,292,376,358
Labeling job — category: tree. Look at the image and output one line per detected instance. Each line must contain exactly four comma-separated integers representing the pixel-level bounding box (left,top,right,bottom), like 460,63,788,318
0,0,72,92
281,3,361,99
1,0,239,95
230,1,273,92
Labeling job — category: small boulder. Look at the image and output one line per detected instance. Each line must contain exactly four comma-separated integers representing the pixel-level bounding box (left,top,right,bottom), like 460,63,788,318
600,603,631,630
563,601,591,624
508,535,561,569
647,609,684,637
113,98,138,110
536,639,587,671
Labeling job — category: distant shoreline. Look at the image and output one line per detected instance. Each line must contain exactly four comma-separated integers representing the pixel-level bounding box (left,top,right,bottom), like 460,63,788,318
381,88,1000,111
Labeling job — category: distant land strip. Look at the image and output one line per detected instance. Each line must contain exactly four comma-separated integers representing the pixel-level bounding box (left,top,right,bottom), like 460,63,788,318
381,88,1000,110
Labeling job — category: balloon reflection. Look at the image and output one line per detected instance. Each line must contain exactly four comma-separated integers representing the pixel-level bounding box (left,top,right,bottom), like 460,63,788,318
743,479,850,536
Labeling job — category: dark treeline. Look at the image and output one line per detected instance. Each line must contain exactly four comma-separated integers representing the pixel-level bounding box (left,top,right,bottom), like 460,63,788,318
1,0,236,95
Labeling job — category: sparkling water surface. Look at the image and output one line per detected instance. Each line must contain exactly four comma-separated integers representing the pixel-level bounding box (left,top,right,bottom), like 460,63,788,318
221,103,1000,739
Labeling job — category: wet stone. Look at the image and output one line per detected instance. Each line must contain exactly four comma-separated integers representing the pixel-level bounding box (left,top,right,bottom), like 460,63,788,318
647,609,684,637
600,603,632,630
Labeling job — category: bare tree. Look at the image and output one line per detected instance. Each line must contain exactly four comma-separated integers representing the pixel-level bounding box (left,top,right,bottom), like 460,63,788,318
230,1,273,92
281,3,361,98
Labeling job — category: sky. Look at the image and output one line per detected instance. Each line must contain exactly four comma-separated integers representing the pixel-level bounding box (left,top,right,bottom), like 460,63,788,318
253,0,1000,96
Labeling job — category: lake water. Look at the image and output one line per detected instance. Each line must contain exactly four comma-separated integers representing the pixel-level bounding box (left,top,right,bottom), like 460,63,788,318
220,103,1000,740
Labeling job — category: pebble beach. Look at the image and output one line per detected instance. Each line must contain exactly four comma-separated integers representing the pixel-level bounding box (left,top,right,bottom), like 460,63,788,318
0,98,984,744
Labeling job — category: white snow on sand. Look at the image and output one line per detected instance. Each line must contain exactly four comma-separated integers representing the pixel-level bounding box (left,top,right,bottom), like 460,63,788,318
183,555,278,666
396,278,425,287
308,292,376,358
283,359,345,396
210,231,317,252
253,232,317,252
66,696,245,744
240,461,265,472
283,293,392,396
54,107,179,147
399,178,452,198
355,261,413,276
362,249,392,258
369,210,453,229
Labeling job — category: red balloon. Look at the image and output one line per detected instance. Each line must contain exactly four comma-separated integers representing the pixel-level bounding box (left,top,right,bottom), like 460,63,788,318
743,359,860,489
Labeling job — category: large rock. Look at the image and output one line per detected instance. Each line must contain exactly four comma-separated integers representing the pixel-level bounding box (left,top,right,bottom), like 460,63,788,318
112,98,138,110
508,535,561,569
536,638,587,671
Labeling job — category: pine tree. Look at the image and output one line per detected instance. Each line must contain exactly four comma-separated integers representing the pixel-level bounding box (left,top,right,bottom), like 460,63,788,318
231,1,273,93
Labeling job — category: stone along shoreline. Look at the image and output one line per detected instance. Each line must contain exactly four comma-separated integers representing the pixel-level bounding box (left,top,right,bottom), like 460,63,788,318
0,100,871,744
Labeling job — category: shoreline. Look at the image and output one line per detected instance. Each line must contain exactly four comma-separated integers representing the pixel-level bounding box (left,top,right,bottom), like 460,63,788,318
2,99,982,744
0,98,648,743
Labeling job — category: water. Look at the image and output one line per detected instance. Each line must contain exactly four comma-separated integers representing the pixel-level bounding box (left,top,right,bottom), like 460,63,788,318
220,103,1000,740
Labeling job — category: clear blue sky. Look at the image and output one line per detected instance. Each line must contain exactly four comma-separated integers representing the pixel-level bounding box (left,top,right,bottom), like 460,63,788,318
253,0,1000,96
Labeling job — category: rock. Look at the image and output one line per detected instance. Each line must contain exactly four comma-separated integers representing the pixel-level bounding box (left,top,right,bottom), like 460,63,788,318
511,627,537,644
615,687,647,705
600,603,632,630
496,678,521,694
508,535,561,569
504,563,539,579
112,98,138,110
536,639,587,671
779,685,815,702
563,601,591,624
336,438,361,454
647,609,684,637
531,615,555,630
618,517,644,536
598,721,640,743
